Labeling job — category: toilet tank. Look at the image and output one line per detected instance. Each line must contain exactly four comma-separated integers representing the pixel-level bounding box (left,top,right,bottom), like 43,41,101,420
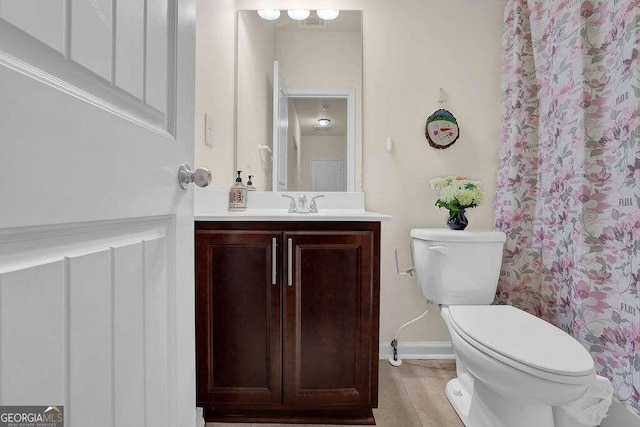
410,229,506,305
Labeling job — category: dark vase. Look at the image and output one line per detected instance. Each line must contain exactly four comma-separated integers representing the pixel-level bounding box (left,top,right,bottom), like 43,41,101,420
447,209,468,230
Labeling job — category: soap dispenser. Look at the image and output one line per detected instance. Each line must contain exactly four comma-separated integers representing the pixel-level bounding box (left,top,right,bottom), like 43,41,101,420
246,175,256,191
229,170,248,210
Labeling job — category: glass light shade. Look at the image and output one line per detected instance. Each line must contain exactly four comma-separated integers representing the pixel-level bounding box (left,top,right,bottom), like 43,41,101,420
316,9,340,20
318,118,331,126
287,9,310,20
257,9,280,20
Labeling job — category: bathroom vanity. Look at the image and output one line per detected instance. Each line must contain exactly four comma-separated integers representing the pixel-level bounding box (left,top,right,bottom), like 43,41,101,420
194,190,389,424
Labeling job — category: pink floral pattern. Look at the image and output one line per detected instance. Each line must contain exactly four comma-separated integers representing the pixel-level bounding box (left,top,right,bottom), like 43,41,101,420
496,0,640,417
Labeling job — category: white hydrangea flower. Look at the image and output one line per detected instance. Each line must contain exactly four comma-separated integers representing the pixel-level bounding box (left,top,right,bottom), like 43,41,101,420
430,175,485,210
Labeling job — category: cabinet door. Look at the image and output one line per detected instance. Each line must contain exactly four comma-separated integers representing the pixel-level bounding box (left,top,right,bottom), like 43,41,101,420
196,231,282,405
283,231,376,406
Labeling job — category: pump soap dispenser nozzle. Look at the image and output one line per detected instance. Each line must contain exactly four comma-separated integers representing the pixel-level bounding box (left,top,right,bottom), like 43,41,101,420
247,175,256,191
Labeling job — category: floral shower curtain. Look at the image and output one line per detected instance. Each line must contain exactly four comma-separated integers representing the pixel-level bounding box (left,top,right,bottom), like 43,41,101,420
495,0,640,418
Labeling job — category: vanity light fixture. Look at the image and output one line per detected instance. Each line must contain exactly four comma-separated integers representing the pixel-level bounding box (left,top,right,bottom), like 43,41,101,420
317,118,331,127
257,9,281,20
287,9,310,20
316,9,340,20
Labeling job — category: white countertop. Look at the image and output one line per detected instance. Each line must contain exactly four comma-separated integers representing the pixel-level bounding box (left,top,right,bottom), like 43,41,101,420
195,209,391,222
195,189,391,222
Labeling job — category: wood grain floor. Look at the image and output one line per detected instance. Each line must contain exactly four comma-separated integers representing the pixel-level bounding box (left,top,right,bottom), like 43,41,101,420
205,360,463,427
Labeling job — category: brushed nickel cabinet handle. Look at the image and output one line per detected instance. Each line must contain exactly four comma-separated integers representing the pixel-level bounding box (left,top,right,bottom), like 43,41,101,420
288,238,293,287
272,238,277,285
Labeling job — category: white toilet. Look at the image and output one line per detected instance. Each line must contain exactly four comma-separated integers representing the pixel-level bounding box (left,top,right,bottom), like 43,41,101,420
410,229,613,427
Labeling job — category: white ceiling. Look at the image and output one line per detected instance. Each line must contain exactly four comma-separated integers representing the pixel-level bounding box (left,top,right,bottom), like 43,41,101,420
290,98,347,136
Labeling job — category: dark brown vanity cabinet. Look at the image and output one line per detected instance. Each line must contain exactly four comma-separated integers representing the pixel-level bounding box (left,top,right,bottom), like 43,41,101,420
196,222,380,424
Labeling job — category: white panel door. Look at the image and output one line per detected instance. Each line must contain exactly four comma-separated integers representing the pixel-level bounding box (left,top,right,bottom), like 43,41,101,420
311,159,344,191
0,1,196,426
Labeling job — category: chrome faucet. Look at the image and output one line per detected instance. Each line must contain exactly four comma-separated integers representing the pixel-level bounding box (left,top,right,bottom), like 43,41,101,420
282,193,324,213
282,194,297,213
297,194,308,212
309,194,324,213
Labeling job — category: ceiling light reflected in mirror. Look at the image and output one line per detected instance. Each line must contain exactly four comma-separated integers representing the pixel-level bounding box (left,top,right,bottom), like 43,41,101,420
257,9,281,20
257,9,341,22
317,9,340,20
287,9,311,20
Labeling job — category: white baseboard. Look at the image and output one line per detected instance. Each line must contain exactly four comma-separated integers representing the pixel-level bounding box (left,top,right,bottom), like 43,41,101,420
379,341,455,360
600,398,639,427
196,407,205,427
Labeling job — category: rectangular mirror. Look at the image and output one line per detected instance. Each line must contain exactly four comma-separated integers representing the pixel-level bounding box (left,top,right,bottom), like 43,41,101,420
236,10,363,191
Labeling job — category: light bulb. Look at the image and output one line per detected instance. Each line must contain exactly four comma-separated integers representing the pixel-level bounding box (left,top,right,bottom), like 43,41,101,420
318,118,331,127
316,9,339,20
257,9,280,20
287,9,310,20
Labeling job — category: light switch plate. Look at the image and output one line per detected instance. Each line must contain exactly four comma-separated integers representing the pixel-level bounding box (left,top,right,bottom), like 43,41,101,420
204,113,214,147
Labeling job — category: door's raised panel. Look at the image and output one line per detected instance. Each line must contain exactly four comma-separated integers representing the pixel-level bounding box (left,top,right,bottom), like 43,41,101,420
113,243,145,427
0,218,173,427
115,0,145,99
68,249,114,426
70,0,113,81
0,261,65,405
0,0,176,134
143,238,170,427
0,0,64,53
145,0,169,114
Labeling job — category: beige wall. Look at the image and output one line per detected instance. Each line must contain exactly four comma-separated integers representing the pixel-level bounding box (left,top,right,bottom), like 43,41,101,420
196,0,505,343
236,12,276,191
195,0,235,186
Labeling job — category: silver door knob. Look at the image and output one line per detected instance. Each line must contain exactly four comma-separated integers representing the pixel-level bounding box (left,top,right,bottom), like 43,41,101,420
178,164,212,189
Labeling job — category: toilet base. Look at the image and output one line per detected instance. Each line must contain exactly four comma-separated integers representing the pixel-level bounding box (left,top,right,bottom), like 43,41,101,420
445,379,472,425
445,378,558,427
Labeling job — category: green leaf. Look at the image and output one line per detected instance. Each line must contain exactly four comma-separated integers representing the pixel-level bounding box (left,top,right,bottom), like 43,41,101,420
612,310,622,324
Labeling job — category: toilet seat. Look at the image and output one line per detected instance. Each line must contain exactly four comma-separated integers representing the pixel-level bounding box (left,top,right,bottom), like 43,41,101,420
447,305,595,384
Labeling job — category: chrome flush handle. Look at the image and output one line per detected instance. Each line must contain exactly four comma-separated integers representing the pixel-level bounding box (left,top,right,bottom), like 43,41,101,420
429,245,449,255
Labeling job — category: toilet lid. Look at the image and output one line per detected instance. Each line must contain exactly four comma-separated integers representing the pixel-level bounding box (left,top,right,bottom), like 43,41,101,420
448,305,595,377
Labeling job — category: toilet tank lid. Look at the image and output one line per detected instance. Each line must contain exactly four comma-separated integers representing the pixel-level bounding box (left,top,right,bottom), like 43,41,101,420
410,229,506,243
